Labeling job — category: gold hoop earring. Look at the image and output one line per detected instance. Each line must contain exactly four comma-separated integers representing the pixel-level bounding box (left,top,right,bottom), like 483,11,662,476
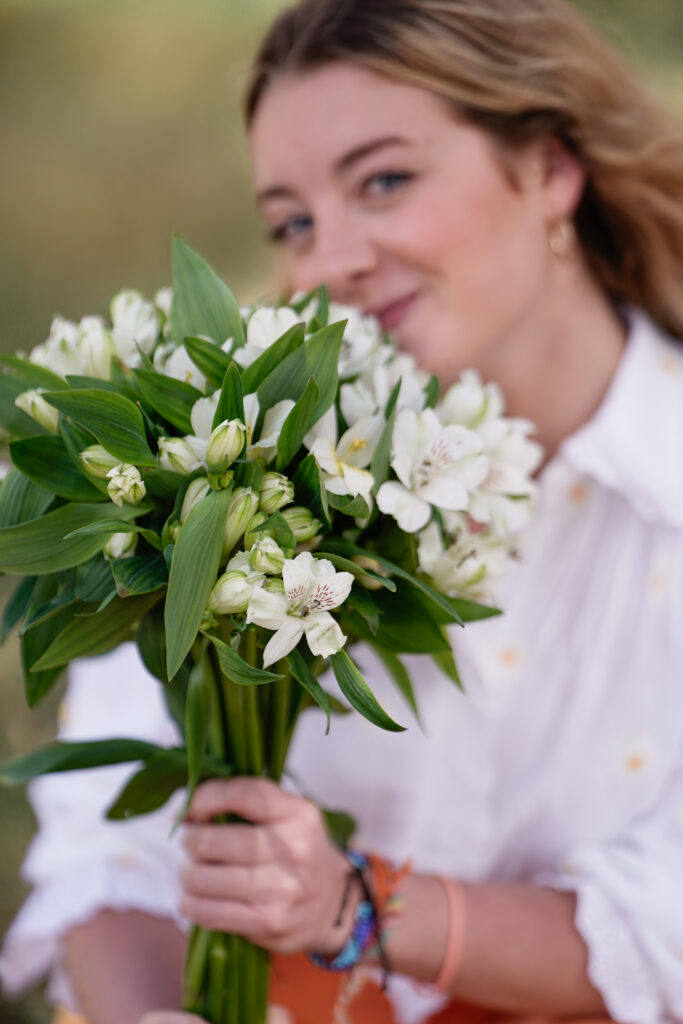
548,220,575,261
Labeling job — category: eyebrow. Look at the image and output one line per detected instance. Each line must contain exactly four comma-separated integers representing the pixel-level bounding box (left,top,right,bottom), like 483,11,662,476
256,135,411,205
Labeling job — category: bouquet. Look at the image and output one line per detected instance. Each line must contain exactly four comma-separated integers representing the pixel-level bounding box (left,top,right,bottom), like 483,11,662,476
0,238,541,1024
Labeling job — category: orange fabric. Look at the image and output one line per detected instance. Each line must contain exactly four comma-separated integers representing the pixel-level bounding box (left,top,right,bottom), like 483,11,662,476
53,954,613,1023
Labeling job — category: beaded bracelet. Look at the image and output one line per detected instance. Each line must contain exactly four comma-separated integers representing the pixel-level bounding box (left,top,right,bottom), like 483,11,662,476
309,851,379,972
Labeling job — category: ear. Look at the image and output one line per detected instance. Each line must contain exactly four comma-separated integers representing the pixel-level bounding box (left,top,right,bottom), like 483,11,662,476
537,136,586,224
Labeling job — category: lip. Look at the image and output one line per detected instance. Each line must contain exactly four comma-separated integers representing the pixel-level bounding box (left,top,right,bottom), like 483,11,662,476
368,291,421,331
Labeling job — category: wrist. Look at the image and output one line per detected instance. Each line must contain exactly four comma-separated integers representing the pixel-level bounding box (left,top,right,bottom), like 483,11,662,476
312,848,364,957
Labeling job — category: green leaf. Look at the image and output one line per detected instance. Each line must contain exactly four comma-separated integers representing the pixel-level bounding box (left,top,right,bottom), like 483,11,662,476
171,236,244,348
65,374,140,404
0,355,69,392
10,435,104,502
165,486,234,678
132,368,201,435
32,592,162,670
207,634,283,685
75,554,116,603
250,511,295,552
287,648,331,735
329,649,404,732
21,601,78,706
448,597,502,622
326,492,371,520
321,808,356,847
184,336,231,390
65,519,162,552
431,647,464,691
256,321,343,429
111,553,168,596
315,551,395,591
275,377,320,472
293,454,330,527
1,576,37,644
106,749,189,819
141,468,186,503
370,379,401,492
346,588,379,634
43,389,156,467
372,583,452,654
240,323,305,395
213,361,245,428
372,646,422,725
184,654,212,804
0,467,53,528
136,601,170,683
0,501,144,575
423,375,440,409
0,738,161,786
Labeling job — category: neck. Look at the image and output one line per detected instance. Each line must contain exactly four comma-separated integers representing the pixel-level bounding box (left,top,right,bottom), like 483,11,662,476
475,256,627,465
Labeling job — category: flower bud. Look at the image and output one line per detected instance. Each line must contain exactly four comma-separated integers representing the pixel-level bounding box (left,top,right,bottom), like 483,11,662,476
248,537,285,575
207,467,234,492
264,577,286,595
14,390,59,434
208,570,253,615
206,419,246,471
259,471,295,515
80,444,121,479
243,511,269,551
223,487,259,555
106,463,146,507
180,477,211,523
158,436,202,475
281,506,321,542
352,553,392,591
103,531,137,559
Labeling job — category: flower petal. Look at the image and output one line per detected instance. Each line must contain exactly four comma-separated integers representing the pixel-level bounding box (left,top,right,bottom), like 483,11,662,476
191,395,219,439
263,617,305,666
303,611,347,658
246,587,290,630
377,481,431,533
304,405,337,450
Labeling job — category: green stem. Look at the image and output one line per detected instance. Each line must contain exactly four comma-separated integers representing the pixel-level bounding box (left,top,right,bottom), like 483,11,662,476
269,671,292,782
207,933,228,1024
182,925,211,1014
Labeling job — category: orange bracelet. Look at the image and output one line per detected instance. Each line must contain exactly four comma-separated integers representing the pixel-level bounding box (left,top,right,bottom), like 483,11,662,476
433,877,467,994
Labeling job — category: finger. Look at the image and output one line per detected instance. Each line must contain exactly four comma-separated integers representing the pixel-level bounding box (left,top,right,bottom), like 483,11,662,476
182,823,274,865
181,862,299,903
186,777,302,824
180,893,266,938
139,1014,208,1024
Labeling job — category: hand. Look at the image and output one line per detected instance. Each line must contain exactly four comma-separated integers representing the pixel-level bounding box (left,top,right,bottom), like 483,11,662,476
139,1008,292,1024
180,777,356,956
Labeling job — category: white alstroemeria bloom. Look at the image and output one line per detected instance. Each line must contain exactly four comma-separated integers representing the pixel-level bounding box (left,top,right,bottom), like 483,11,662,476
78,316,115,379
418,520,508,600
110,289,159,366
242,393,295,463
233,307,300,368
438,369,504,429
164,344,207,392
304,406,382,504
154,287,173,318
468,418,543,534
377,408,488,533
340,351,428,424
29,316,83,377
326,303,383,378
247,551,353,666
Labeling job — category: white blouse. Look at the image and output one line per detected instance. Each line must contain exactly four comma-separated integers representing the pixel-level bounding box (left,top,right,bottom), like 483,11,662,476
2,309,683,1024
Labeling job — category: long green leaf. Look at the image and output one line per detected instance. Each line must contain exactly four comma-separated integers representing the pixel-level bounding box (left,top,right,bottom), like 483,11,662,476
293,454,330,527
213,362,245,428
1,576,37,644
32,592,161,670
184,336,231,390
315,551,395,591
171,236,244,348
10,435,104,502
287,648,331,735
0,501,143,574
106,750,189,819
207,634,283,685
0,467,53,528
0,739,161,785
165,486,234,678
0,355,69,392
75,554,116,603
275,377,320,472
132,369,201,434
111,553,168,596
256,321,343,428
372,646,422,725
22,601,79,707
449,597,501,622
185,654,212,803
329,649,404,732
65,519,162,551
240,323,305,394
370,379,401,492
372,583,452,654
43,389,156,467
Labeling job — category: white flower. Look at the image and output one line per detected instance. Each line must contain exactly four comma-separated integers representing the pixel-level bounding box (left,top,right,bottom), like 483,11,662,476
418,519,509,600
376,408,488,533
164,344,207,391
78,316,115,379
340,351,428,424
437,369,504,429
327,303,383,378
246,551,353,666
29,316,83,378
242,393,295,464
233,307,300,368
80,444,121,478
106,463,146,507
14,390,59,433
304,406,382,504
180,477,211,522
110,289,159,366
468,418,543,534
154,286,173,318
103,531,137,559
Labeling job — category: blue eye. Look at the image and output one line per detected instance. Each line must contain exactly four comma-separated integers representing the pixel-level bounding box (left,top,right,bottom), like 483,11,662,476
268,214,313,245
364,171,413,196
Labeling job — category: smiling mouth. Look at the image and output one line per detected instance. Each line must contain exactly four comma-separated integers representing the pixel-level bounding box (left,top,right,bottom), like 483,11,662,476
369,292,421,331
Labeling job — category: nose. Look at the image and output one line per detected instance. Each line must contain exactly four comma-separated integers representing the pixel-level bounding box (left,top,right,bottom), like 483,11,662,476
296,212,378,302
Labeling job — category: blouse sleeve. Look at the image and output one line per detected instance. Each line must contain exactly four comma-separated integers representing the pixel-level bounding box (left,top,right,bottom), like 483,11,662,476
0,643,187,1013
534,739,683,1024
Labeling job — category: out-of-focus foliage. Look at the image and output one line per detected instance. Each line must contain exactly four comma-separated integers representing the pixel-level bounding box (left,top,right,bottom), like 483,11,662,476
0,2,680,1022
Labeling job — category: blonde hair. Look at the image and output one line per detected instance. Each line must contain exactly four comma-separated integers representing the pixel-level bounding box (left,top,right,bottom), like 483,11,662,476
246,0,683,340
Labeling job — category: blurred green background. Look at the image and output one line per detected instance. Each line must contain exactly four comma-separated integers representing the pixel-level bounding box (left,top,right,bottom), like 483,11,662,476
0,2,681,1021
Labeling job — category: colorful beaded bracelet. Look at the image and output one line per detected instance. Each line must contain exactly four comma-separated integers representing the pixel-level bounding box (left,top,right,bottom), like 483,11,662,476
309,850,379,973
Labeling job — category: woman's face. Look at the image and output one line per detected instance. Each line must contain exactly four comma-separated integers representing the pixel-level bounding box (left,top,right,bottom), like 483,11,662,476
249,62,582,387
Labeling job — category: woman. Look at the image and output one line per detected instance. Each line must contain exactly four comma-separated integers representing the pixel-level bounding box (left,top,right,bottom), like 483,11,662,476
3,1,683,1022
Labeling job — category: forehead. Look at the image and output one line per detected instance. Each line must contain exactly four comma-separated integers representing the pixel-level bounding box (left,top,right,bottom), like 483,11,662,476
249,62,451,190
